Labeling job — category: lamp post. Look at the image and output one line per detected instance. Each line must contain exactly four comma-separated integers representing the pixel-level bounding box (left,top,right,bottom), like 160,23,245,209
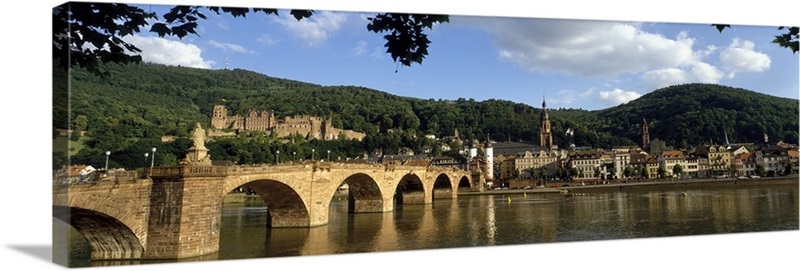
293,151,296,161
276,150,280,164
144,153,149,168
150,147,157,168
327,150,330,161
104,151,111,170
312,149,315,160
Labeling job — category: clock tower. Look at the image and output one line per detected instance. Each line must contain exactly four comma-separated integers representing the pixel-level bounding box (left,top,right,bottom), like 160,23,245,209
539,97,553,150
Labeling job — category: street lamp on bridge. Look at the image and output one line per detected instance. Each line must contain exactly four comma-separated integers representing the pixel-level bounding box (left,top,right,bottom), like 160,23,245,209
312,149,315,160
104,151,111,170
150,147,157,168
293,151,296,161
327,150,330,161
144,153,149,168
276,150,280,164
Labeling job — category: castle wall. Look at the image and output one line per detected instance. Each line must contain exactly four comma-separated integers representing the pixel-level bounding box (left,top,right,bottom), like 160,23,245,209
209,105,365,141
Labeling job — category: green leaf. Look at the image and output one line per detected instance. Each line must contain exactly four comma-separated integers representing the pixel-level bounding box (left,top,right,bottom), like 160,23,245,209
150,23,170,37
712,24,730,33
290,10,314,21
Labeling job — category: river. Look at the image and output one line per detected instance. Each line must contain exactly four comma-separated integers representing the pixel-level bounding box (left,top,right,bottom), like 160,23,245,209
54,181,799,267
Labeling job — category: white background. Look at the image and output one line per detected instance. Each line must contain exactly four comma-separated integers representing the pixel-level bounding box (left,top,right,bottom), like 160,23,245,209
1,0,798,270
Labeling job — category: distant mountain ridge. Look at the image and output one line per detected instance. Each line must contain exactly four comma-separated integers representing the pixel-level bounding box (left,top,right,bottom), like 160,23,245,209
60,63,799,149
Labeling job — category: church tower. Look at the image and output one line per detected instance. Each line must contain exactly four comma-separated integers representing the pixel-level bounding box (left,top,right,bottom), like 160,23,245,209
642,118,650,148
539,97,553,150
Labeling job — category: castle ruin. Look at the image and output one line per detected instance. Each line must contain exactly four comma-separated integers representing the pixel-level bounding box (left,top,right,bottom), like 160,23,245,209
210,105,366,141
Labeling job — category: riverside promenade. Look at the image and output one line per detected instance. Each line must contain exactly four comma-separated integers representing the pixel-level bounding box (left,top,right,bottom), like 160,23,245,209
459,175,799,196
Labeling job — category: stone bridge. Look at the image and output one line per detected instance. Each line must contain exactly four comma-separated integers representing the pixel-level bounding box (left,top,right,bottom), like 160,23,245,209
52,162,476,261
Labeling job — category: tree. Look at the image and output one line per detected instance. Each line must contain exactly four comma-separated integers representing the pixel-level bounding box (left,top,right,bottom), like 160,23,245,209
623,165,634,179
568,167,579,180
672,164,683,178
53,2,448,77
74,115,89,132
784,161,797,175
755,164,766,176
657,165,667,179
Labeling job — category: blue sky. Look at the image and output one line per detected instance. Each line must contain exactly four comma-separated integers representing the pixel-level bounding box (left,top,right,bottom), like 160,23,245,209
117,1,800,111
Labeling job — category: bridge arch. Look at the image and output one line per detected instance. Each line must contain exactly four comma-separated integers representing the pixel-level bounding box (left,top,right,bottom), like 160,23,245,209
339,173,384,213
52,206,144,260
395,173,426,204
457,175,472,192
226,179,310,228
432,173,455,200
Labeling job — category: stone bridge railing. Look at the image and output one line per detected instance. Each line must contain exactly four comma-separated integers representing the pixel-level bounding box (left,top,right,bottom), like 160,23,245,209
52,170,144,186
149,166,229,178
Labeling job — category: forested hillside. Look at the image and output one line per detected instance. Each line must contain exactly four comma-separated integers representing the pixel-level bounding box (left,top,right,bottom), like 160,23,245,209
596,84,799,149
54,62,799,169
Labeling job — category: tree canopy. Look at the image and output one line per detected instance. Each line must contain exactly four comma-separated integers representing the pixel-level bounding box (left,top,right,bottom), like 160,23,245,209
52,2,448,76
56,62,800,170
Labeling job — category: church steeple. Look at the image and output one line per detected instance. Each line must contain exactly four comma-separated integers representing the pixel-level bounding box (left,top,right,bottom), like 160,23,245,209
539,96,553,150
642,117,650,148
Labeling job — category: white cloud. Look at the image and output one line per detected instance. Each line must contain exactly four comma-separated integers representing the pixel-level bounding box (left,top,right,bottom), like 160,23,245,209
275,11,347,47
352,40,367,56
690,62,724,83
256,34,279,46
579,88,596,98
217,20,229,30
546,88,594,108
544,90,574,107
208,40,255,54
641,63,724,89
122,35,214,69
370,46,386,60
472,18,696,77
465,17,756,93
641,68,692,89
598,88,642,105
719,38,771,78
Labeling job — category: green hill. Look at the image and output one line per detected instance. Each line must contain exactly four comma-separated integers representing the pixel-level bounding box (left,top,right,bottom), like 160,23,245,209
596,83,799,148
55,62,799,168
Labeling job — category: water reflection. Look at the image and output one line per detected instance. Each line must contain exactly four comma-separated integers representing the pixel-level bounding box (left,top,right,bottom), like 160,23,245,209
58,183,798,267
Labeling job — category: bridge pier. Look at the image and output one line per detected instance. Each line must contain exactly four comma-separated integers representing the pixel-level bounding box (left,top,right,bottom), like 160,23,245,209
433,188,455,199
348,194,385,212
145,172,227,259
396,191,428,204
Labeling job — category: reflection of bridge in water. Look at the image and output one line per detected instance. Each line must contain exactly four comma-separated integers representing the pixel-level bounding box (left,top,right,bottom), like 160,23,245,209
53,162,475,261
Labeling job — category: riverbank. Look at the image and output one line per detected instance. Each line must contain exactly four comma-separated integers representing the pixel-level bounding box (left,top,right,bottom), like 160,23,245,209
458,176,799,196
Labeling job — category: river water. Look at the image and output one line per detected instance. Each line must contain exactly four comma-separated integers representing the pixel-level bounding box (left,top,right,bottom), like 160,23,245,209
55,182,799,267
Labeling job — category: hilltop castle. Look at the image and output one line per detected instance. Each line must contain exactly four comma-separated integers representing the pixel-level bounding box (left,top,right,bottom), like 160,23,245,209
209,105,366,141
